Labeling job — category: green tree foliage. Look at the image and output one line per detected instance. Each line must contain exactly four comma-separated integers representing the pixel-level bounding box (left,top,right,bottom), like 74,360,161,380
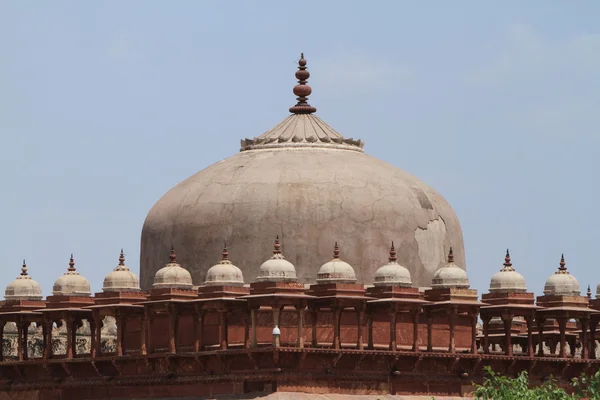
472,366,600,400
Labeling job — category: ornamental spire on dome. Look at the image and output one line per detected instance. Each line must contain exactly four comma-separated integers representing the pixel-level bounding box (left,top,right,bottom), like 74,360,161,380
587,285,592,299
68,254,76,272
21,259,28,276
273,235,281,255
119,249,125,266
447,247,454,264
501,249,515,271
557,254,568,274
333,242,340,259
289,53,317,115
240,53,364,152
222,242,229,261
388,242,397,263
169,247,177,263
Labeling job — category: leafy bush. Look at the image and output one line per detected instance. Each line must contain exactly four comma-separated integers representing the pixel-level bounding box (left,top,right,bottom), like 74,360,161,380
472,366,600,400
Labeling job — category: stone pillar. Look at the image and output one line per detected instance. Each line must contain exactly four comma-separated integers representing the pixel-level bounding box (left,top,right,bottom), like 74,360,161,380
272,306,281,348
356,304,365,350
65,317,74,359
71,319,78,357
581,317,589,360
195,310,204,352
94,315,103,357
296,305,305,349
116,315,124,356
590,319,597,359
311,308,318,348
243,310,250,349
367,313,374,350
89,317,96,358
413,309,420,352
0,320,4,362
219,310,228,350
389,306,397,351
140,313,147,355
470,312,478,354
482,316,490,354
502,314,513,356
525,315,534,357
17,321,24,361
449,306,457,354
146,310,153,354
43,320,53,360
332,306,341,350
558,317,567,358
168,305,178,354
251,308,258,348
426,313,433,352
537,317,546,357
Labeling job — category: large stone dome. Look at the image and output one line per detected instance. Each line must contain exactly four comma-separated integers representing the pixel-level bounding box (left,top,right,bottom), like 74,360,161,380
140,54,465,290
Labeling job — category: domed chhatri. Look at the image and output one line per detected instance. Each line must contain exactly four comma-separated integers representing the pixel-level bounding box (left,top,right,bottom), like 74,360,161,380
257,236,297,282
102,250,141,292
152,248,193,290
52,255,92,296
373,242,412,287
316,243,357,284
431,248,470,289
205,244,245,287
4,260,43,301
141,53,465,290
489,249,527,293
543,254,580,296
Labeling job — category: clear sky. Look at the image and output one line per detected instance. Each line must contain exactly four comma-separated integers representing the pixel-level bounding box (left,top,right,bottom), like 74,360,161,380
1,1,599,297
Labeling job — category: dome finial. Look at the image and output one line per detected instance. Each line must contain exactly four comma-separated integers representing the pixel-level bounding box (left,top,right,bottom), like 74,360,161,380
558,254,567,272
388,242,397,263
169,247,177,263
119,249,125,266
273,235,281,255
333,242,340,259
21,259,28,276
68,254,76,272
222,242,229,261
447,247,454,263
587,284,592,299
504,249,511,267
289,53,317,115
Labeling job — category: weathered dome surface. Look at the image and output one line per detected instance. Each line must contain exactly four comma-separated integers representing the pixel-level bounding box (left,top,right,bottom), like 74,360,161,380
373,243,412,287
544,255,580,296
153,249,193,290
489,250,527,293
52,255,91,296
431,248,470,289
205,245,245,286
316,243,357,284
140,55,465,290
5,260,43,300
103,250,141,292
257,237,297,282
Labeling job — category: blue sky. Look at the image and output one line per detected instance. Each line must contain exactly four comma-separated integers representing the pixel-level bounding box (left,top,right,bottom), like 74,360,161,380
1,1,599,297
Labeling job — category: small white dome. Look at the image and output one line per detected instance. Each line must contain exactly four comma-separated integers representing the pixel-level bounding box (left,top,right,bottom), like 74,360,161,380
5,260,43,301
153,249,193,290
257,237,297,282
205,246,245,286
52,255,91,296
489,250,527,293
373,243,412,287
431,248,469,289
103,250,141,292
544,255,580,296
316,243,357,284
